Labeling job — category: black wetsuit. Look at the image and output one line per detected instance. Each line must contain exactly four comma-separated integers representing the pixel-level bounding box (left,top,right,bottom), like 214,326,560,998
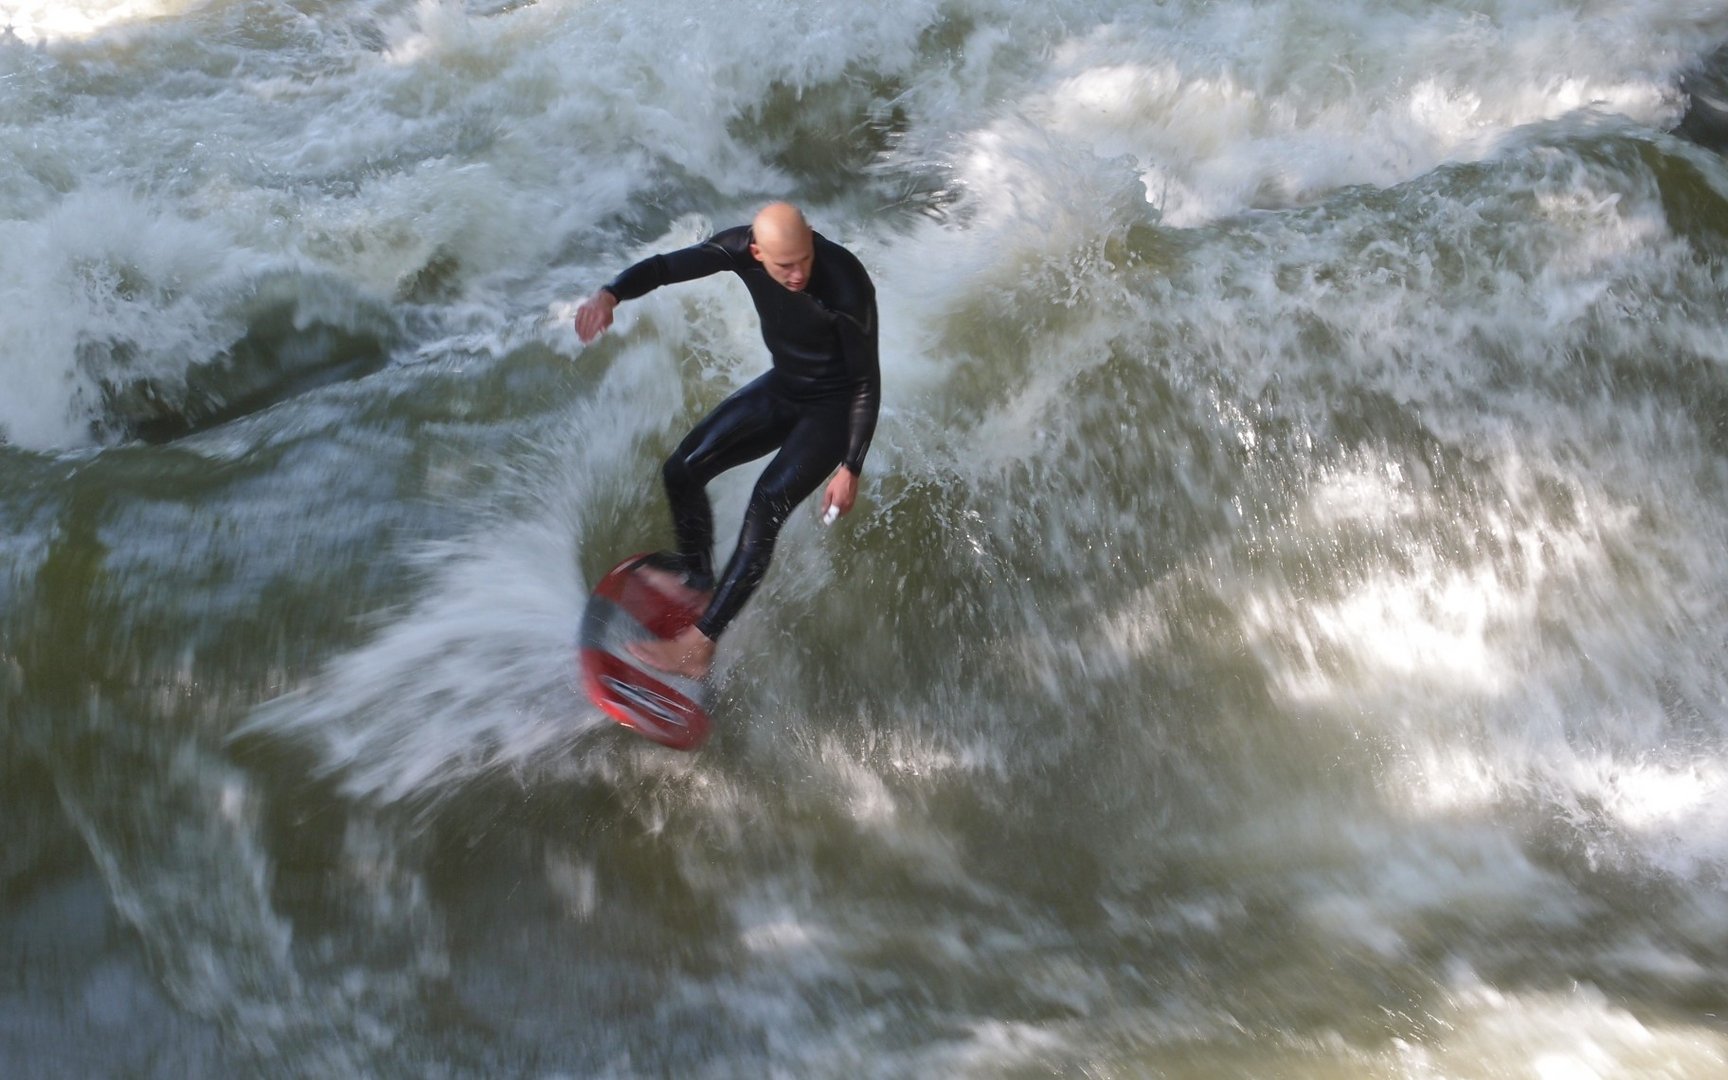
603,224,880,640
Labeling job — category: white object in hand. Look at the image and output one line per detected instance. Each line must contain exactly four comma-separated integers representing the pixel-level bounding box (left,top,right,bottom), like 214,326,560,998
823,505,840,526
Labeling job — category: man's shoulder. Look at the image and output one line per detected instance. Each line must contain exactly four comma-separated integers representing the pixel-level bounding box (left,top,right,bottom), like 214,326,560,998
704,224,754,260
813,232,875,311
814,231,868,274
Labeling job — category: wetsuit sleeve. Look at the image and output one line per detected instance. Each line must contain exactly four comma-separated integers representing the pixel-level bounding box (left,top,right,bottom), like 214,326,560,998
603,232,742,301
836,295,881,475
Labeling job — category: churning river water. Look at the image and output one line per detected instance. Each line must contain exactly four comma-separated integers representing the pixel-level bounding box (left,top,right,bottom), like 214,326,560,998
7,1,1728,1076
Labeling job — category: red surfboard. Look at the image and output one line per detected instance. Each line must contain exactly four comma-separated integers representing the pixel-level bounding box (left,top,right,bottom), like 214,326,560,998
577,553,714,750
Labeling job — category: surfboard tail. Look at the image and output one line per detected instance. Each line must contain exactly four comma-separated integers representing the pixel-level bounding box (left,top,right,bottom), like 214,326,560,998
577,552,716,750
578,646,711,750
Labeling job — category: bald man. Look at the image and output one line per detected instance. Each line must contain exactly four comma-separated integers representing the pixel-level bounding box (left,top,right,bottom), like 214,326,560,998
574,203,880,678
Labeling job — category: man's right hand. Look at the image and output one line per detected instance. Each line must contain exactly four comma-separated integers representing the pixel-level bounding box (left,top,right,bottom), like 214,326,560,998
574,288,618,344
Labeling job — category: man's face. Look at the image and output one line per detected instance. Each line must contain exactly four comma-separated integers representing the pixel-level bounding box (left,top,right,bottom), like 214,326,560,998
751,232,814,292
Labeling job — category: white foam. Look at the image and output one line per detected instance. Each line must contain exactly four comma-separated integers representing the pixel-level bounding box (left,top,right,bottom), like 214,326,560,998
242,509,586,802
874,0,1700,230
6,0,1715,451
5,1,189,43
1553,755,1728,880
236,336,700,800
1394,970,1728,1078
0,190,243,447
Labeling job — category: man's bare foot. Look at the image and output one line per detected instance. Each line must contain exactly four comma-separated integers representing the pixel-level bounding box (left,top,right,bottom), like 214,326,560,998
633,563,712,610
627,625,715,680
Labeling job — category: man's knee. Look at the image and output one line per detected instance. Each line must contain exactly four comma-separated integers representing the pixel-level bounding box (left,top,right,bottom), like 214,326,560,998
662,452,699,493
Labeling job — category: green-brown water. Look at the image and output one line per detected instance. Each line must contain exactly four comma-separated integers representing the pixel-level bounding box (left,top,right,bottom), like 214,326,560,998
6,1,1728,1075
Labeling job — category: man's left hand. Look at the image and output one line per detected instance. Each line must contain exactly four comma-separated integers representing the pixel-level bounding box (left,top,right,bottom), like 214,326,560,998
821,466,859,521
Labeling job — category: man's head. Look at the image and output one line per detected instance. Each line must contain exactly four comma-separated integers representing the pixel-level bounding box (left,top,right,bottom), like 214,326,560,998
750,203,815,291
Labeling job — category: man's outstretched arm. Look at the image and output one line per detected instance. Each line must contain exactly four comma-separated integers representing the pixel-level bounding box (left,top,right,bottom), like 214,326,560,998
574,233,742,344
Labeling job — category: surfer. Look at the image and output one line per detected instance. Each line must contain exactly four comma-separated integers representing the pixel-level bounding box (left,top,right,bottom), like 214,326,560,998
574,203,880,679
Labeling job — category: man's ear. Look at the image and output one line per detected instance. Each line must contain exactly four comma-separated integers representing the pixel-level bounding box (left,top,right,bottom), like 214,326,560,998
748,243,763,263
